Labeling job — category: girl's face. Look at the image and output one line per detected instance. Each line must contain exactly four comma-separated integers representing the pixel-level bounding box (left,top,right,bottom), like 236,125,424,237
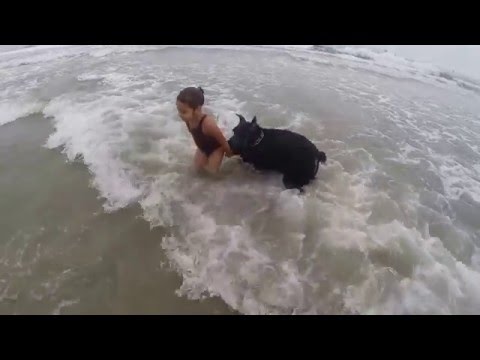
176,101,199,123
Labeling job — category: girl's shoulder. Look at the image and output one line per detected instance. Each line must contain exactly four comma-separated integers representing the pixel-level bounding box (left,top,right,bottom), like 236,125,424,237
201,113,218,127
200,114,222,135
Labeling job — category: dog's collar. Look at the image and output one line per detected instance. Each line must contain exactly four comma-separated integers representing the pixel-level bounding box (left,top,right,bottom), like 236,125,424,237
251,130,264,147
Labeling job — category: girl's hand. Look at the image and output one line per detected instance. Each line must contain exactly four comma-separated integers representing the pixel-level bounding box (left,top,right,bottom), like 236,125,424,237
225,149,234,158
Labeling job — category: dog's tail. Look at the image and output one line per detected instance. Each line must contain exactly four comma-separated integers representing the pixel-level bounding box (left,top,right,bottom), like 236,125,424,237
317,150,327,164
314,150,327,176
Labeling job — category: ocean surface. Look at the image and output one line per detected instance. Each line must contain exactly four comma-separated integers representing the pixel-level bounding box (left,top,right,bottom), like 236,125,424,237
1,45,480,314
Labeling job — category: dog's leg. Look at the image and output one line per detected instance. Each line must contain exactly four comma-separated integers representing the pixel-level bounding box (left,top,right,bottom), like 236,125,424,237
282,174,295,189
282,175,305,193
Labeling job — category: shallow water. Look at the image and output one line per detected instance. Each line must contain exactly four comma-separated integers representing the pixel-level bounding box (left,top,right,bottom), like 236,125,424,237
1,45,480,314
0,114,233,314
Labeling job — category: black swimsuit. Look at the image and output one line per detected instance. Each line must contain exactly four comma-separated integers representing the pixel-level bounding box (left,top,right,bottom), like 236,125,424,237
188,115,221,157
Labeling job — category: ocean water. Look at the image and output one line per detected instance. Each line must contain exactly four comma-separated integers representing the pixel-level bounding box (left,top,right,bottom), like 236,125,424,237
1,45,480,314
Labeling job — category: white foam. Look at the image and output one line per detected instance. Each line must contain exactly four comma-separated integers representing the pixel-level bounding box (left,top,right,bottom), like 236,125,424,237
472,249,480,272
0,45,89,69
0,99,45,126
341,219,480,314
435,156,480,203
153,151,479,314
474,164,480,177
43,94,146,211
52,298,80,315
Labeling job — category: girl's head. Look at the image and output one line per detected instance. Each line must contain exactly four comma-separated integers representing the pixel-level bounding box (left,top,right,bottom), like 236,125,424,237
176,86,205,123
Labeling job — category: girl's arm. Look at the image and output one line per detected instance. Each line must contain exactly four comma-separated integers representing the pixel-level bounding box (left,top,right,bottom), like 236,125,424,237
203,116,233,157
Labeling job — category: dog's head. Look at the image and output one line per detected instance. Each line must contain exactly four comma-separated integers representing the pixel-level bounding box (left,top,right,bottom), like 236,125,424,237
228,114,263,155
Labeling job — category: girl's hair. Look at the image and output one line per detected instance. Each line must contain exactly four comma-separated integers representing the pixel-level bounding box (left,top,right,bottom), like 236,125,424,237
176,86,205,109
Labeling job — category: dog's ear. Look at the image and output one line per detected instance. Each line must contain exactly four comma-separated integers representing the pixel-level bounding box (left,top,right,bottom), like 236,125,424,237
236,114,247,124
251,116,257,125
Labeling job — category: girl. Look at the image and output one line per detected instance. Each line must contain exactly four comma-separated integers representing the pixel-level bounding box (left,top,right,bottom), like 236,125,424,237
176,87,233,174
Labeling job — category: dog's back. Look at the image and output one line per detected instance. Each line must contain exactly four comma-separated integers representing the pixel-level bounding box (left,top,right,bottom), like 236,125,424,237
242,128,325,184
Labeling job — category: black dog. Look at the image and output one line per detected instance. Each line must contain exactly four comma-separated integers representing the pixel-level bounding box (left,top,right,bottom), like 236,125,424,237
228,114,327,190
